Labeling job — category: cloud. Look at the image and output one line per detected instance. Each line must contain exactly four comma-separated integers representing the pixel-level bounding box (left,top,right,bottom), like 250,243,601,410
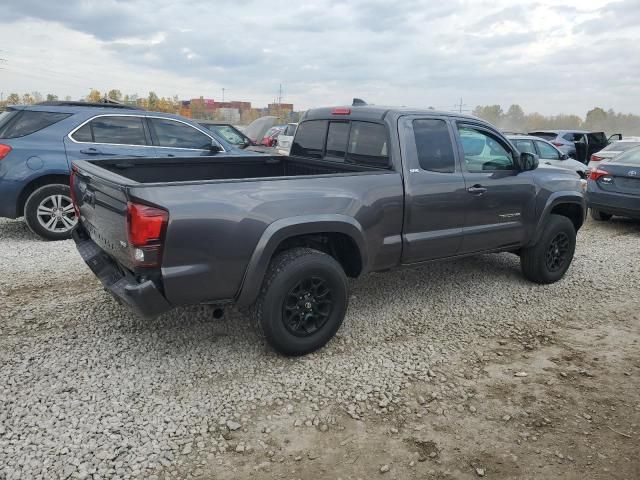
0,0,638,115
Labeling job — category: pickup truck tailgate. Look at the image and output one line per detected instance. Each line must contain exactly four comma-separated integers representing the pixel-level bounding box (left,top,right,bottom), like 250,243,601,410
71,165,134,270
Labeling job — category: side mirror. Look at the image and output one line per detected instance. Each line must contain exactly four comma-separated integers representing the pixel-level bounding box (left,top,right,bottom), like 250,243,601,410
560,153,569,160
210,142,222,153
520,152,539,171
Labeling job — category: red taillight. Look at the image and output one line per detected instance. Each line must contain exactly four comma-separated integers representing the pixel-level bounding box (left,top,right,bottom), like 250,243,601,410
331,107,351,115
551,142,563,147
69,166,80,217
590,154,604,162
127,202,168,267
0,144,12,160
589,168,610,181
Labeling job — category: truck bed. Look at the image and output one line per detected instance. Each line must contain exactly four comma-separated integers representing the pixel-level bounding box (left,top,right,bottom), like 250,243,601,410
90,155,377,184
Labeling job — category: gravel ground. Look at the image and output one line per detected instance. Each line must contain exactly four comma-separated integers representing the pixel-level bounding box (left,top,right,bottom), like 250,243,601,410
0,216,639,479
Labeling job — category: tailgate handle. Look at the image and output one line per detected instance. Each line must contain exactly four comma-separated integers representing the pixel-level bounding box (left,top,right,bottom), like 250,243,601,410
80,147,103,155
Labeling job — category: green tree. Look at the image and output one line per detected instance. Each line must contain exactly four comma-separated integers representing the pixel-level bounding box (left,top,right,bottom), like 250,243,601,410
504,104,525,131
472,105,503,126
46,94,58,102
147,91,159,110
7,93,20,104
584,107,608,130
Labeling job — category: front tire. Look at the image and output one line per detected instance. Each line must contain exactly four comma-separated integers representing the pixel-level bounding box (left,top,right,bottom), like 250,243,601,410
520,214,576,284
590,209,612,221
253,247,348,356
24,184,77,241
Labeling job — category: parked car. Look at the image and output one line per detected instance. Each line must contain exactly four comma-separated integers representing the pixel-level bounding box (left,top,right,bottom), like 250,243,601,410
587,137,640,171
261,125,285,147
588,145,640,221
198,120,255,148
528,130,621,164
507,134,588,178
275,123,298,156
71,102,586,356
0,101,263,240
243,116,281,144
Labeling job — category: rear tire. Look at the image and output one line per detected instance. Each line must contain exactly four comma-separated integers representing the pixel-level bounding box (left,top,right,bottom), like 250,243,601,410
24,184,77,241
253,247,348,356
520,214,576,284
590,209,612,221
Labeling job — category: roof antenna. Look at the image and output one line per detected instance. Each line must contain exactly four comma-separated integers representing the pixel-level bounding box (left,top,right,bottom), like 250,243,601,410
352,98,367,106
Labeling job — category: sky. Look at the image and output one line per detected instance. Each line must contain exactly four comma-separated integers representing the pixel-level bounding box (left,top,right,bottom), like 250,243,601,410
0,0,638,115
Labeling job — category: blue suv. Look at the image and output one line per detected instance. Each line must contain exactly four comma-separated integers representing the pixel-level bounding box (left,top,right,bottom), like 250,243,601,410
0,102,262,240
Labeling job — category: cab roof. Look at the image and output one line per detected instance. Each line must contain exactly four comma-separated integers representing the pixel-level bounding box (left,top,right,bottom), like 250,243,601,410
303,105,479,123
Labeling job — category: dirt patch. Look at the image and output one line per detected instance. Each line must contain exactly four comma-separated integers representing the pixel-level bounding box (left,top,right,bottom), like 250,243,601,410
190,300,639,480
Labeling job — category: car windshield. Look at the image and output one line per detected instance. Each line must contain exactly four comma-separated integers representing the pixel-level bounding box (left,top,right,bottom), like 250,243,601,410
209,125,247,147
611,146,640,165
602,141,640,152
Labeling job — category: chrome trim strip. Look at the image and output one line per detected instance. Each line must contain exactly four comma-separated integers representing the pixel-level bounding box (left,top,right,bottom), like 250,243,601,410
66,113,226,152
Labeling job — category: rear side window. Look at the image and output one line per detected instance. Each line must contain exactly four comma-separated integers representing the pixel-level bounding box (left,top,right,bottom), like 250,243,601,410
150,118,212,149
325,122,350,162
291,120,328,159
0,111,71,139
76,116,147,145
284,124,297,136
347,121,389,168
413,119,455,173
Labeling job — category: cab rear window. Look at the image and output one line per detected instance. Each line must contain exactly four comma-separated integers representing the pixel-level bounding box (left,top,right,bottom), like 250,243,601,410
0,110,71,139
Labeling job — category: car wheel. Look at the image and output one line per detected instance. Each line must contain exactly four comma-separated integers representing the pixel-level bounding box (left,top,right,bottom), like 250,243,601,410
253,247,348,356
24,184,77,241
520,214,576,284
590,209,612,221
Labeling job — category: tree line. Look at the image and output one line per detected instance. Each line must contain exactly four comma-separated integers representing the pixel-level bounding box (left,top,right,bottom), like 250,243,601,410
472,104,640,136
0,89,181,114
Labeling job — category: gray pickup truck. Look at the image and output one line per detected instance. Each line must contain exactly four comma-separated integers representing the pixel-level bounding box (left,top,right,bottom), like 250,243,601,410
71,104,587,355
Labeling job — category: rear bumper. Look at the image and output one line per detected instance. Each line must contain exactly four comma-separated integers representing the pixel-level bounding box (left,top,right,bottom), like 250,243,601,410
73,226,173,317
587,187,640,219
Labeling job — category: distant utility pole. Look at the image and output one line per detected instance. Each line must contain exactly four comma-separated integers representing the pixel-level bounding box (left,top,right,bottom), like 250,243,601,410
278,84,283,105
453,97,470,114
221,88,226,102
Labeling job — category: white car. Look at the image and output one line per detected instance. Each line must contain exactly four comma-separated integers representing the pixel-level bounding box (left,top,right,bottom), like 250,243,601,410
275,123,298,156
507,134,588,178
587,137,640,171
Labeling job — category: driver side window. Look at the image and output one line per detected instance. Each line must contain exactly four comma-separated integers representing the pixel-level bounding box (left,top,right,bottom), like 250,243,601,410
458,126,515,172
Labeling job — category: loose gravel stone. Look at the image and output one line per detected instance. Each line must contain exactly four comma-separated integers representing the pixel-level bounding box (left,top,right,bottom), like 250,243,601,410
1,217,638,478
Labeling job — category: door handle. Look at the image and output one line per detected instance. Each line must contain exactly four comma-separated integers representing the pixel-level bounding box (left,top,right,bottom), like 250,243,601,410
79,148,103,155
467,185,487,195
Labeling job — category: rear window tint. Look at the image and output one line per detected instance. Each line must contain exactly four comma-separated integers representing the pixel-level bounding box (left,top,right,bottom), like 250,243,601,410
90,116,147,146
0,110,71,139
71,123,93,142
529,132,557,141
413,119,455,173
284,124,297,136
347,121,389,168
325,122,349,162
291,120,327,159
